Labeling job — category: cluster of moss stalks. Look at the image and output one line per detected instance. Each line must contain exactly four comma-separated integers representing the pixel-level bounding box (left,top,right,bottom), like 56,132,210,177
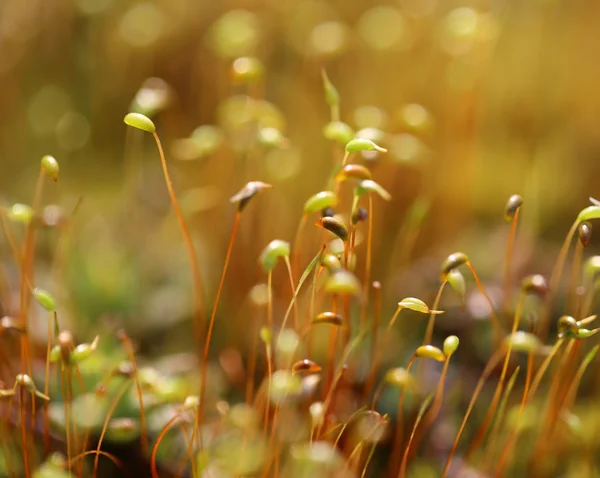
1,66,600,478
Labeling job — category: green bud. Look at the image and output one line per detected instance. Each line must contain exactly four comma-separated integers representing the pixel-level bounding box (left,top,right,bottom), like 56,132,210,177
231,56,264,83
41,155,60,181
345,138,387,154
183,395,200,410
323,121,354,145
504,194,523,222
574,328,600,339
384,367,415,389
260,326,272,345
577,205,600,223
123,112,156,133
7,203,35,224
504,331,542,354
324,270,360,296
321,253,343,272
355,179,391,201
49,345,61,363
257,127,286,148
259,239,291,273
315,217,348,242
70,336,99,364
304,191,337,214
16,374,36,393
230,181,272,212
321,70,340,108
397,297,443,315
447,269,466,305
33,288,56,312
415,345,446,362
443,335,460,357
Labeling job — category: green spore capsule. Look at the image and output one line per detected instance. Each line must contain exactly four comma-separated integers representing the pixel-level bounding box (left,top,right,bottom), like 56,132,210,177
304,191,337,214
415,345,446,362
324,270,360,296
124,112,156,133
355,179,392,201
230,181,272,212
397,297,443,315
7,203,35,224
577,205,600,223
504,194,523,222
259,239,290,273
335,164,372,182
321,70,340,108
41,155,60,181
321,253,342,272
312,312,345,327
504,331,542,354
345,138,387,154
443,335,460,357
441,252,469,278
33,288,56,312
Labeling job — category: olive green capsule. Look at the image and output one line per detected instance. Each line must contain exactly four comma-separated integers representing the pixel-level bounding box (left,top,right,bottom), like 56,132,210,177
351,207,368,225
397,297,443,315
230,181,272,212
577,205,600,223
504,194,523,222
292,359,321,375
312,312,345,327
33,288,56,312
321,253,343,272
7,203,35,224
41,155,60,181
257,127,286,148
574,328,600,339
259,326,272,345
324,270,361,296
415,345,446,362
345,138,387,154
124,112,156,133
105,418,140,443
335,164,372,182
49,345,61,363
16,374,36,393
231,56,264,84
70,336,99,364
183,395,200,410
447,269,466,305
321,70,340,108
579,222,592,247
304,191,338,214
259,239,290,273
323,121,354,145
558,315,579,338
355,179,391,201
384,367,415,389
441,252,469,278
443,335,460,357
521,274,548,297
504,331,542,354
315,216,348,242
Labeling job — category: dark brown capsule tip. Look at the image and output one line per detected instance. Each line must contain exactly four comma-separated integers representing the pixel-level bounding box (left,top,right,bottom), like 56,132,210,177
313,312,345,327
351,207,368,225
441,252,469,277
504,194,523,222
230,181,272,212
579,222,592,247
292,360,322,375
315,217,348,242
321,207,335,218
521,274,548,297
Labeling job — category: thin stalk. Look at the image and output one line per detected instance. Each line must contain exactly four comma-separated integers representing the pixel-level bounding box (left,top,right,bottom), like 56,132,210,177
198,211,241,429
175,408,198,478
464,292,527,460
441,349,504,477
61,365,72,478
398,393,434,478
466,262,504,346
291,214,307,282
93,381,131,477
119,332,147,454
263,270,273,436
424,281,447,346
567,240,584,316
43,310,55,452
19,386,30,478
539,220,578,340
283,256,298,330
360,196,374,328
388,356,416,475
151,131,205,353
502,208,520,322
151,414,181,478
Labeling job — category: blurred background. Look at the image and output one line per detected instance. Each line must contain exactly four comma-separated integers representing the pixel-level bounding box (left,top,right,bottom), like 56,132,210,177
1,0,600,473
